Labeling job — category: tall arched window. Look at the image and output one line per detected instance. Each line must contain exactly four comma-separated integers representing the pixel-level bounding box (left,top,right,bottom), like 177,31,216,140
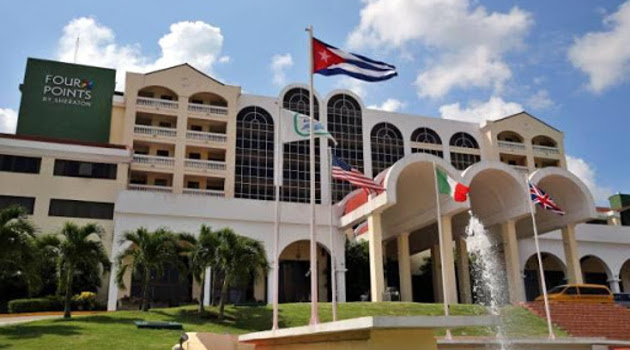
370,123,404,177
282,88,321,203
328,94,364,202
411,127,443,158
449,132,481,170
235,106,275,200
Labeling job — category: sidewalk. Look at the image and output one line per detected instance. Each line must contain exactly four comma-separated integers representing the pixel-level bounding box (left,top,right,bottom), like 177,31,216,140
0,311,106,327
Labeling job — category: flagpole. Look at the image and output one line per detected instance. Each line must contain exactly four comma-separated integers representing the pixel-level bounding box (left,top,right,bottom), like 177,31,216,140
433,161,452,340
527,180,556,340
328,147,338,321
272,101,282,331
306,24,319,325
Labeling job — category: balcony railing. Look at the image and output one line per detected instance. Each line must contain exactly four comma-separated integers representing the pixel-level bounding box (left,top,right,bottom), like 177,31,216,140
134,125,177,138
184,159,226,171
498,140,526,151
183,188,225,197
128,184,173,193
136,96,179,110
533,145,560,156
133,154,175,167
187,103,228,116
511,165,530,177
186,130,227,143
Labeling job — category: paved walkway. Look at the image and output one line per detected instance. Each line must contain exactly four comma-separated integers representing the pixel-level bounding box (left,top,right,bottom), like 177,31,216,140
0,314,61,326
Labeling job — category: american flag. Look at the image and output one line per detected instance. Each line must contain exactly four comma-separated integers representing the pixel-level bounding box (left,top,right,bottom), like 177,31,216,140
331,154,384,193
529,181,565,215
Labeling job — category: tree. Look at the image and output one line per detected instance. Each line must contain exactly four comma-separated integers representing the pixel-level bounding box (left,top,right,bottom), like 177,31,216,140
178,225,219,313
48,222,111,319
115,227,179,311
344,239,370,301
214,228,268,320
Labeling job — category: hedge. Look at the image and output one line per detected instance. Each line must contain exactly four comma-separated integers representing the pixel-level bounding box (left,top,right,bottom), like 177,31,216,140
8,297,63,313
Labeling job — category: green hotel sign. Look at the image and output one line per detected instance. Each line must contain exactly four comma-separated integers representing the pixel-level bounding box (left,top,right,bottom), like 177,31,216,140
16,58,116,143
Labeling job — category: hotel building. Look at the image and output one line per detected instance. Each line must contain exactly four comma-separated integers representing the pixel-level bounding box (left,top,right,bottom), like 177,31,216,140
1,58,629,310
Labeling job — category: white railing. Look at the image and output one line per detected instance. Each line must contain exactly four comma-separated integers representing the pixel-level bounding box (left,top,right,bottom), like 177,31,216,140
187,103,228,116
511,165,530,177
498,140,526,151
183,188,225,197
533,144,560,156
128,184,173,193
136,96,179,110
134,125,177,138
186,130,227,143
184,159,226,171
133,154,175,167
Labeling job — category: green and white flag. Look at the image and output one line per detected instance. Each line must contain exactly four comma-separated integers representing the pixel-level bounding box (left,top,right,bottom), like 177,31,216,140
281,109,337,145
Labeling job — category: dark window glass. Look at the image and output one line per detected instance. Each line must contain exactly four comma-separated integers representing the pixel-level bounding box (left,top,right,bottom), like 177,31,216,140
154,179,168,187
158,122,172,128
156,150,170,157
0,154,41,174
187,181,199,189
547,285,566,294
281,88,321,203
188,153,201,160
564,287,578,295
449,132,479,148
579,287,609,295
191,99,203,104
54,159,117,179
190,125,203,132
49,199,114,220
328,94,364,203
371,122,404,177
450,152,481,171
411,127,442,144
160,95,173,101
235,106,275,201
0,195,35,214
412,148,444,158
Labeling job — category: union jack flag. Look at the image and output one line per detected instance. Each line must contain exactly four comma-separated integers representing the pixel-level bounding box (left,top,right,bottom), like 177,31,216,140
529,181,565,215
331,154,384,193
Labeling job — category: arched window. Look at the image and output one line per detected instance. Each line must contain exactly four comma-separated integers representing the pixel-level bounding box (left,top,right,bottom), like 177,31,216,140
532,135,557,148
328,94,364,202
497,131,524,143
282,88,321,203
137,85,178,101
235,106,275,200
449,132,480,170
370,123,404,177
411,127,443,158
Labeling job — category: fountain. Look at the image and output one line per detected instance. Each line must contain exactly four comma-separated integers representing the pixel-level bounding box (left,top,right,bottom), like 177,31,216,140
465,213,511,350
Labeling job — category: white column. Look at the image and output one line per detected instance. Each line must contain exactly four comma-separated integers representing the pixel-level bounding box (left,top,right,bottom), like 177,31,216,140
203,267,211,306
502,220,526,303
609,276,621,293
397,233,413,302
456,237,472,304
337,261,347,302
561,224,583,284
368,213,385,302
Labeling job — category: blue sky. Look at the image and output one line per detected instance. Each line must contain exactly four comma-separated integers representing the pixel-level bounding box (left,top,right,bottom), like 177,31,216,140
1,0,629,204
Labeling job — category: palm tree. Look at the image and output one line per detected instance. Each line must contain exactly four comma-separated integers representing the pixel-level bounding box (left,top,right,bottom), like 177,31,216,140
179,225,219,313
115,227,178,311
49,222,111,319
214,228,269,320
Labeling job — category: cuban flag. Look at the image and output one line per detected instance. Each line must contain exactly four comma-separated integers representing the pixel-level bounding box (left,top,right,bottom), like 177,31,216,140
312,38,397,82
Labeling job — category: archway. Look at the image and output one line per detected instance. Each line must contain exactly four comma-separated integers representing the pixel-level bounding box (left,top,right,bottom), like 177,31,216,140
620,260,630,292
524,253,567,301
278,240,331,303
580,255,612,287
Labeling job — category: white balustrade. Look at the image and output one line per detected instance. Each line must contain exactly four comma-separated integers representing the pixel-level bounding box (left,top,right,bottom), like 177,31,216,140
184,159,226,171
187,103,228,116
134,125,177,138
133,154,175,167
511,165,530,177
533,145,560,156
128,184,173,193
182,188,225,197
498,140,526,151
136,96,179,110
186,130,227,143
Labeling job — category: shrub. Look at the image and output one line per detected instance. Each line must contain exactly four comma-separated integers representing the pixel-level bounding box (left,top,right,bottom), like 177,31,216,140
8,296,63,313
72,291,97,311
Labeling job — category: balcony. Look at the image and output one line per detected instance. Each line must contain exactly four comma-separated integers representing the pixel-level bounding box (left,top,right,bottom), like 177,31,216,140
128,184,173,193
498,140,526,151
184,159,226,171
186,130,227,143
137,97,178,110
533,145,560,156
183,188,225,197
133,154,175,167
511,165,530,177
134,125,177,138
187,103,228,117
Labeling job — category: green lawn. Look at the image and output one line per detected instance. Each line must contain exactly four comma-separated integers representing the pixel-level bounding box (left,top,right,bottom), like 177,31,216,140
0,303,566,350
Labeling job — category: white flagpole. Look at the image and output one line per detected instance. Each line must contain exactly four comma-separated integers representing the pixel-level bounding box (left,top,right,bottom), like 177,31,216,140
328,147,338,321
306,24,319,325
433,161,452,340
527,181,556,340
272,102,282,330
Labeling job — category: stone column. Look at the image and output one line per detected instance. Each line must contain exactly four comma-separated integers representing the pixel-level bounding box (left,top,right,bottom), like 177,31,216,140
368,213,385,302
456,237,472,304
561,224,584,284
397,233,413,302
501,220,526,303
609,276,621,293
439,215,458,305
203,267,211,306
431,245,443,302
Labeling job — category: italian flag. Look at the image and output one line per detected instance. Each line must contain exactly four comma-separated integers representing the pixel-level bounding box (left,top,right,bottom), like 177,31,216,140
436,168,469,202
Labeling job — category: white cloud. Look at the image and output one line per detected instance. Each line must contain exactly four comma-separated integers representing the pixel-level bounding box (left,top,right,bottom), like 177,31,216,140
566,155,613,205
568,1,630,93
348,0,533,98
270,53,293,87
368,98,406,112
56,17,226,90
527,89,554,110
335,77,368,99
0,108,17,134
439,96,523,123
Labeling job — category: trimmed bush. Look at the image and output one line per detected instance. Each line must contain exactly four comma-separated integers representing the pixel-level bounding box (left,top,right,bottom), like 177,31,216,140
8,297,63,313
